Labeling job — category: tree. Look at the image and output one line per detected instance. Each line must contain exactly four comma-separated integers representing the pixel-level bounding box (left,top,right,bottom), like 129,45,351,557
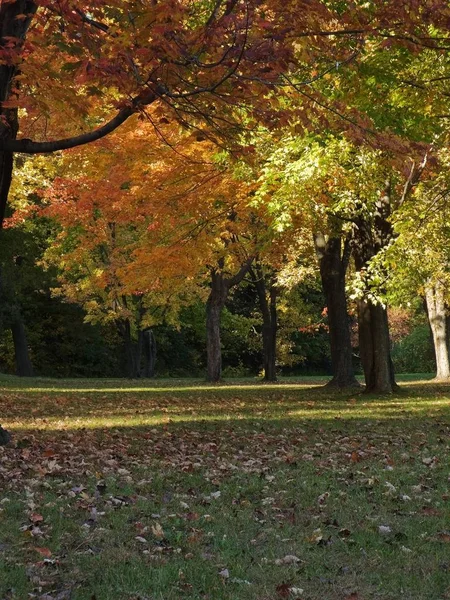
313,228,358,387
383,149,450,381
206,255,253,382
252,134,360,387
250,262,278,381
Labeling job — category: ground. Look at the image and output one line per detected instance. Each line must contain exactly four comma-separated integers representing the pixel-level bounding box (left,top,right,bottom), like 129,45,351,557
0,375,449,600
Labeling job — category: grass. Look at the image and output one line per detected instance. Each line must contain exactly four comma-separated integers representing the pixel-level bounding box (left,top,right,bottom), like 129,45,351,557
0,375,449,600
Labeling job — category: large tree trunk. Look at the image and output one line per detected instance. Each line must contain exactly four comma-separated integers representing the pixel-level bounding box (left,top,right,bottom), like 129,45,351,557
0,2,38,228
357,299,396,393
425,281,450,380
314,233,359,388
352,188,398,394
251,264,278,382
10,316,33,377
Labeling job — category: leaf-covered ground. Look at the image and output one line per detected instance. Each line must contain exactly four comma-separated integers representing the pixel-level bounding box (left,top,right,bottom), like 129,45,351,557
1,375,449,600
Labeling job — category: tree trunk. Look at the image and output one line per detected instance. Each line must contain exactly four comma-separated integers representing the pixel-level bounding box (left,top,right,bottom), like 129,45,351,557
205,257,253,382
135,328,144,378
120,319,139,378
265,284,277,382
357,298,396,392
314,233,359,388
10,316,33,377
251,265,278,382
206,292,224,382
0,2,38,228
352,197,398,393
143,329,157,377
425,281,450,380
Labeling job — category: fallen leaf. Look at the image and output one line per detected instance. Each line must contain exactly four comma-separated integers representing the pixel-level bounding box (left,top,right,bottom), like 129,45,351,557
151,522,165,539
33,546,52,558
276,582,291,597
29,513,44,523
378,525,392,535
274,555,301,565
351,451,360,463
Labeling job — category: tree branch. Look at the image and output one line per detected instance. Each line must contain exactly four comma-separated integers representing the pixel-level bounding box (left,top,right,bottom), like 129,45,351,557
0,95,155,153
74,9,109,33
399,152,429,206
226,254,254,288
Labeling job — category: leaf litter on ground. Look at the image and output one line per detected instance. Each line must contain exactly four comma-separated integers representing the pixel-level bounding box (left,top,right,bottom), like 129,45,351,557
0,376,450,599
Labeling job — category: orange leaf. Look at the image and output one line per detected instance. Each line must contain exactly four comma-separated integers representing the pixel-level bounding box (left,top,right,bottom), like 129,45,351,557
351,451,360,463
33,547,52,558
29,513,44,523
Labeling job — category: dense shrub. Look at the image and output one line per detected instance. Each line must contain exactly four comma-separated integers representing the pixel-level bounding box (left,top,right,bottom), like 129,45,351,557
392,324,435,374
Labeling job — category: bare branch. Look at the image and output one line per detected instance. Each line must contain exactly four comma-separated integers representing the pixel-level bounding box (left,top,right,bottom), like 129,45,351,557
399,152,429,206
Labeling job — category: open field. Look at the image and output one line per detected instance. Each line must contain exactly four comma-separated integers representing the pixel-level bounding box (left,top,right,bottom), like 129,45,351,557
1,376,449,600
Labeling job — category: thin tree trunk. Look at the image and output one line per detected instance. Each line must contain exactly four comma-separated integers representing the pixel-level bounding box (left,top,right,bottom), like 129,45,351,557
314,233,359,388
425,281,450,380
143,329,157,377
10,317,33,377
205,257,253,382
206,291,224,382
135,328,144,378
265,284,277,381
251,264,278,382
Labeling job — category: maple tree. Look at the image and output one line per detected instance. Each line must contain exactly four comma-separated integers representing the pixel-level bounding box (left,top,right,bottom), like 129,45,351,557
37,115,260,381
1,0,449,224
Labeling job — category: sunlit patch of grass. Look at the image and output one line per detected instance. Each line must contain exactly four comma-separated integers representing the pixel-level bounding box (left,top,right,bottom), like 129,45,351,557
0,381,329,395
2,379,450,431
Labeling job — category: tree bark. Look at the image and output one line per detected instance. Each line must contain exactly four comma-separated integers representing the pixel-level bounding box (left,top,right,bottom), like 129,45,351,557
0,1,38,229
143,329,157,377
314,232,359,388
10,316,33,377
352,187,398,394
356,298,396,392
251,264,278,382
206,257,253,382
206,287,224,382
119,319,140,378
425,281,450,380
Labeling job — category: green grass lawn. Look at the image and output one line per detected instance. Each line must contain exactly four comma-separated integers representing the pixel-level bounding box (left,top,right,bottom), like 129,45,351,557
0,376,449,600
